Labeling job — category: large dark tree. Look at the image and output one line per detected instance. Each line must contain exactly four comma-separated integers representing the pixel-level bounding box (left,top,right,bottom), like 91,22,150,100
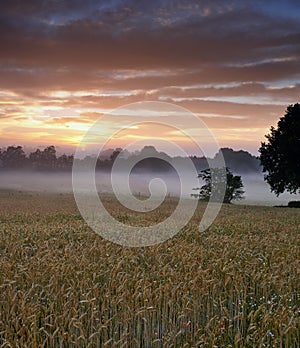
192,167,244,203
259,103,300,195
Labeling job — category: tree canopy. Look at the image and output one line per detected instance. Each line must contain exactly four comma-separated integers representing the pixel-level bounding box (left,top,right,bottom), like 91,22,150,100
192,167,244,203
259,103,300,195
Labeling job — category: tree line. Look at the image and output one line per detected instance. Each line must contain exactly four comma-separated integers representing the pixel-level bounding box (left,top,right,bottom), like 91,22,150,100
0,144,261,173
0,146,74,171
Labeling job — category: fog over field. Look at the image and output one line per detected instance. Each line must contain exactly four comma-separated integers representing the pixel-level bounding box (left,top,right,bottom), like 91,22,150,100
0,170,299,206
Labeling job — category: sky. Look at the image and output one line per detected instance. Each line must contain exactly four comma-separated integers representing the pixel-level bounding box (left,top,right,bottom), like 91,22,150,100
0,0,299,155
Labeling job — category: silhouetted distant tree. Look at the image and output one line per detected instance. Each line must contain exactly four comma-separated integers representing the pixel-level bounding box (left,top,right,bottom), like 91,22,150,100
57,154,74,170
29,146,57,170
131,146,173,172
43,146,57,169
259,103,300,195
0,148,3,168
1,146,26,168
192,167,244,203
29,149,42,169
214,148,260,173
110,149,122,162
140,146,157,156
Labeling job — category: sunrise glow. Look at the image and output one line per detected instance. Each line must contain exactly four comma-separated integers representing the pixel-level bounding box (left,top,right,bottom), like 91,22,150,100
0,1,299,155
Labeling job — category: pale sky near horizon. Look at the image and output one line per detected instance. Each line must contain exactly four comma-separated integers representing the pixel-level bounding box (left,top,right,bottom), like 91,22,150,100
0,0,299,156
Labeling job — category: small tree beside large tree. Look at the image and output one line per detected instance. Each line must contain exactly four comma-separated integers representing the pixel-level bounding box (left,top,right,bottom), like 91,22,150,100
259,103,300,195
192,167,244,203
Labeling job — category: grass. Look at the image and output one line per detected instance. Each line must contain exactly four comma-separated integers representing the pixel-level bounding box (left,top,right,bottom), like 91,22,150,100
0,190,299,347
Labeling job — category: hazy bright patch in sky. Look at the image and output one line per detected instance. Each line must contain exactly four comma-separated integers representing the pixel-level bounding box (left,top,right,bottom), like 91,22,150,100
0,0,299,155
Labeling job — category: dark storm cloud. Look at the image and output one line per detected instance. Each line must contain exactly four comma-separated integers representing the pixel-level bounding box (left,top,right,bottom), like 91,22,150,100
0,0,299,71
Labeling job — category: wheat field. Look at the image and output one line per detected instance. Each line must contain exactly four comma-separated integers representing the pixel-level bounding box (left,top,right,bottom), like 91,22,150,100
0,190,299,347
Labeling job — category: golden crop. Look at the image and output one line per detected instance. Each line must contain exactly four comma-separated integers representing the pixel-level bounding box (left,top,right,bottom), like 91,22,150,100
0,190,299,347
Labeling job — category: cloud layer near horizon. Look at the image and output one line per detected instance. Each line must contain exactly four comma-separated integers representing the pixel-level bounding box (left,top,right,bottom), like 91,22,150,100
0,0,299,154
